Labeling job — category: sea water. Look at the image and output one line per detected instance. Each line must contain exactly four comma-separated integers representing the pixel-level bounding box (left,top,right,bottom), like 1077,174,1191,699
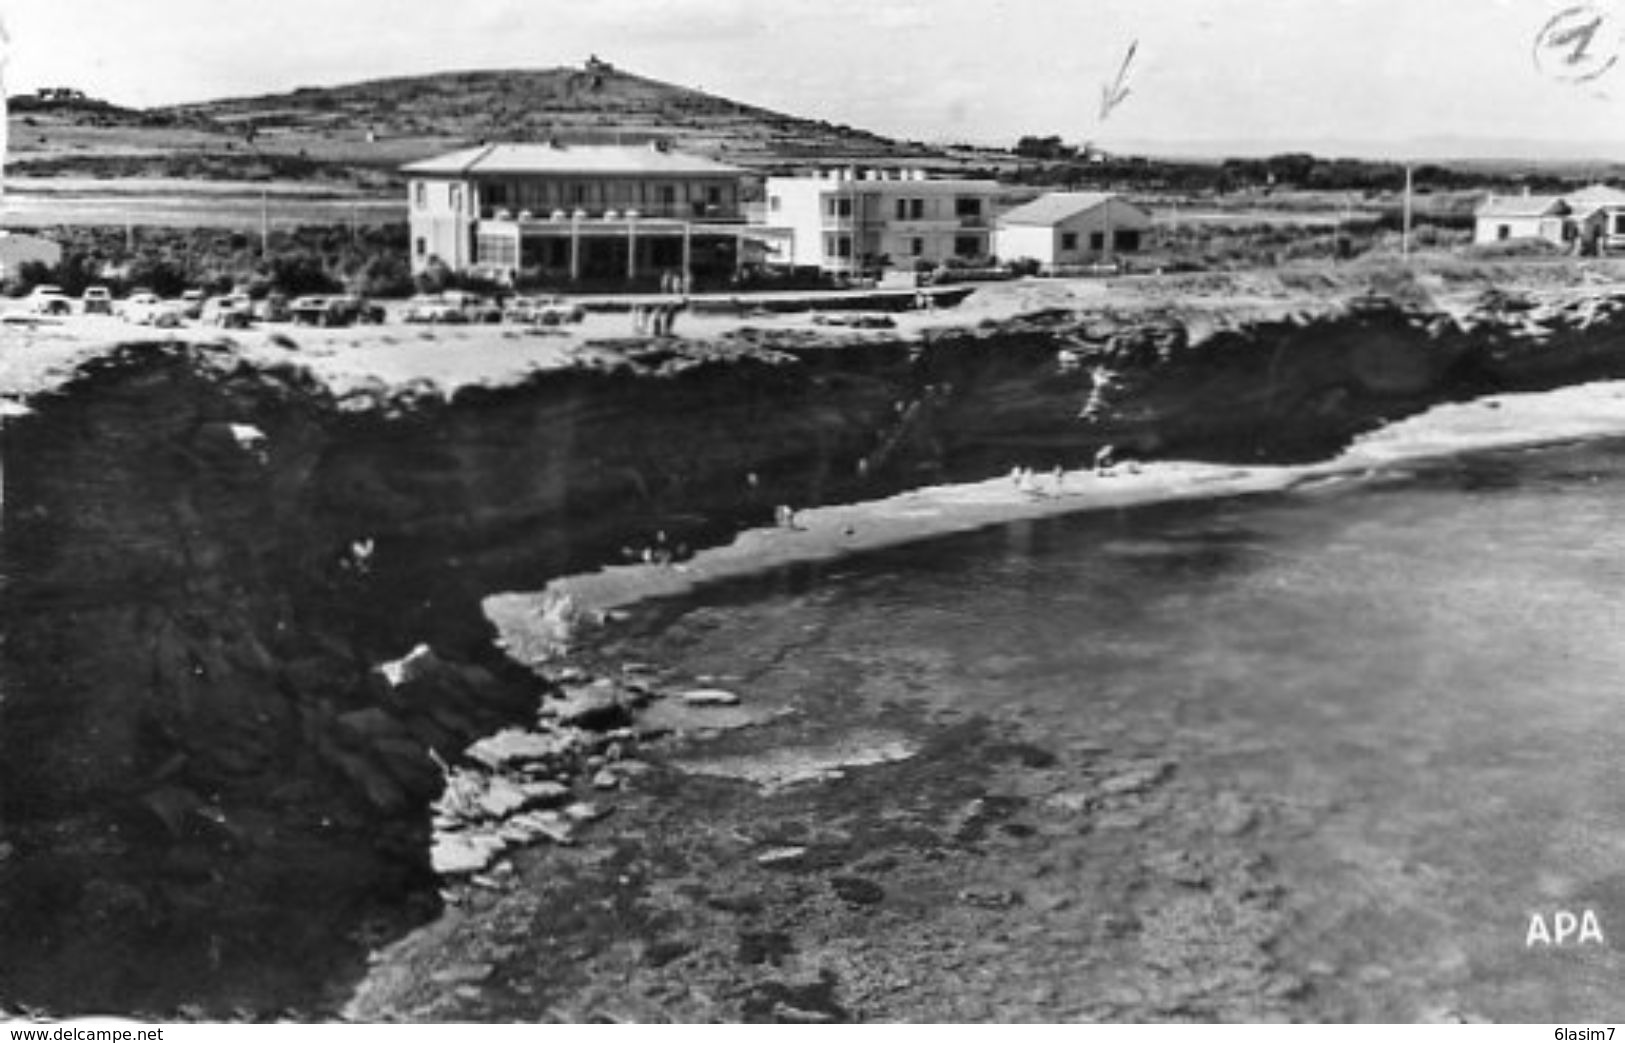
610,437,1625,1020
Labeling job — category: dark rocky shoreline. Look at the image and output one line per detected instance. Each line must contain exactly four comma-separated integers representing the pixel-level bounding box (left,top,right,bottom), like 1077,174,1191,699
4,284,1625,1017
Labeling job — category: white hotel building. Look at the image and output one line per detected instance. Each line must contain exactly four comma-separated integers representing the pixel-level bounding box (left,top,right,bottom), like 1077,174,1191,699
759,170,1005,274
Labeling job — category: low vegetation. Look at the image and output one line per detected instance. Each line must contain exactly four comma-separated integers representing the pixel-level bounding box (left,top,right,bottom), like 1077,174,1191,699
7,223,417,300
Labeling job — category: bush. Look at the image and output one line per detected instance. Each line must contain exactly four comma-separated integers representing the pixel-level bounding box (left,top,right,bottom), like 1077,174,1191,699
7,260,56,296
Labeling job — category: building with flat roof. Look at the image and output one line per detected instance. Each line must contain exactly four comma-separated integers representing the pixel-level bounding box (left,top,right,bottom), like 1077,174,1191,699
402,142,759,286
755,170,1004,275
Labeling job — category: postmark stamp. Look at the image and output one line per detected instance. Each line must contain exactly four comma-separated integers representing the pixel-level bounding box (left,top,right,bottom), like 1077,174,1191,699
1533,4,1622,85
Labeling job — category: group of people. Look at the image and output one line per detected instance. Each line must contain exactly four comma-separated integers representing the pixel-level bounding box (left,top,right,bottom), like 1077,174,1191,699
1007,447,1135,498
631,298,687,336
632,269,692,336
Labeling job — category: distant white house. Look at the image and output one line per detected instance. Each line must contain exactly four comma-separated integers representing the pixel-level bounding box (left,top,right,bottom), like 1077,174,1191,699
1473,193,1572,247
993,192,1152,270
1473,185,1625,253
0,232,62,282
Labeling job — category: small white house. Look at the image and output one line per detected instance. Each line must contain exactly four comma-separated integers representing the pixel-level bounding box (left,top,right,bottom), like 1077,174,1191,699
1472,194,1571,247
0,232,62,283
994,192,1152,270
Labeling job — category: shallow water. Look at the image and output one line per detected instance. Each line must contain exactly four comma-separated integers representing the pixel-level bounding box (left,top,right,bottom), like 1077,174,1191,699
612,438,1625,1020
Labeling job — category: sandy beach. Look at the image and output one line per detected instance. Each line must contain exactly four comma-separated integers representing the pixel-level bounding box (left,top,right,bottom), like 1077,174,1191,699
493,376,1625,656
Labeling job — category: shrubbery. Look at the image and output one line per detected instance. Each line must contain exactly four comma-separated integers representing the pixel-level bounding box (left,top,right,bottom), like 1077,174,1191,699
3,222,415,299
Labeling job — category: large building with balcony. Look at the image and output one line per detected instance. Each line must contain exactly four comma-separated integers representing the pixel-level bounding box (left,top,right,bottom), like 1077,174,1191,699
402,142,754,286
756,170,1005,274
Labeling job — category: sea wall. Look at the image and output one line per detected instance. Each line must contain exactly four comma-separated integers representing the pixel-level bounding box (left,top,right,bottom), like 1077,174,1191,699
4,288,1625,1011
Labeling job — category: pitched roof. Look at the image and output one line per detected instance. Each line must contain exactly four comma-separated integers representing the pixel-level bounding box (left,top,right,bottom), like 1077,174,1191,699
1476,194,1568,219
1564,183,1625,214
998,192,1137,226
402,143,742,177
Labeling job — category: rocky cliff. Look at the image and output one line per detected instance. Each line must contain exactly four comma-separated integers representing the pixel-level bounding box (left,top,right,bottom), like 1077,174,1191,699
4,287,1625,1014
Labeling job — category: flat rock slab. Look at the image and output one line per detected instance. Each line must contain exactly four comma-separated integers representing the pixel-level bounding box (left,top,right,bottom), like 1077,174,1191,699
431,832,507,876
672,733,917,793
465,728,574,771
637,700,774,736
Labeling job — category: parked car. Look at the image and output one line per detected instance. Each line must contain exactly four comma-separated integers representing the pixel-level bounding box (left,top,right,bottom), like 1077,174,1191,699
444,290,505,324
81,286,114,315
254,293,291,323
290,295,387,327
505,295,586,326
120,292,183,327
202,294,255,328
402,294,468,324
176,290,207,320
26,285,73,316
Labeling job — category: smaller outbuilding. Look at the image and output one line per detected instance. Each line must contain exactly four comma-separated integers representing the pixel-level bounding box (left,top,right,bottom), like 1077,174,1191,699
0,232,63,283
994,192,1152,271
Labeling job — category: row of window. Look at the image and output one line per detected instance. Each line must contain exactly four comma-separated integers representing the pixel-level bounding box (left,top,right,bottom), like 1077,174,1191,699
808,195,987,220
1059,229,1142,252
824,234,985,260
413,180,732,214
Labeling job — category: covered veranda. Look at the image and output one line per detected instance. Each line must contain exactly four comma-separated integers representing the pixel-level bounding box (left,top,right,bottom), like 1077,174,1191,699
474,215,794,289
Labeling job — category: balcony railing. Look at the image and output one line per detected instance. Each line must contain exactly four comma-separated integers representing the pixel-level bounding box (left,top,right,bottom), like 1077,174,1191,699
480,205,743,223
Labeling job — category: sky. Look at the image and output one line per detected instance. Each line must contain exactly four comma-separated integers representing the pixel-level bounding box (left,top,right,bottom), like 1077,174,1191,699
4,0,1625,157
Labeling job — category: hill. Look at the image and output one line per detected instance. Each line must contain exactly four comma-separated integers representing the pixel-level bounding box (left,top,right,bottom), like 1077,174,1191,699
5,61,990,187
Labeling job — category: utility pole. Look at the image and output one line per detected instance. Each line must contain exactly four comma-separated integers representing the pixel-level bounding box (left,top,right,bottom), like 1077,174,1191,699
1402,165,1414,264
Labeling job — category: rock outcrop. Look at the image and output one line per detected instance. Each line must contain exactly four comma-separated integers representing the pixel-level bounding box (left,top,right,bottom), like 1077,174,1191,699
4,288,1625,1013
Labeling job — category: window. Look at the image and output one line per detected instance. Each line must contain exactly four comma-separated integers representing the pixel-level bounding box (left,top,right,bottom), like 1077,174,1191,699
415,237,427,257
910,199,924,220
895,199,908,221
955,197,982,218
825,234,853,258
1060,231,1079,251
1615,213,1625,235
827,197,853,218
575,185,590,205
486,183,509,208
1498,224,1511,241
1114,229,1141,252
1089,232,1105,251
770,195,782,212
707,186,722,206
414,182,426,209
954,236,980,258
910,237,925,256
477,233,518,269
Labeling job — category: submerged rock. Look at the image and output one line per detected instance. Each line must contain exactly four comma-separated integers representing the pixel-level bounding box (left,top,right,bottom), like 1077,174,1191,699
680,688,742,706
